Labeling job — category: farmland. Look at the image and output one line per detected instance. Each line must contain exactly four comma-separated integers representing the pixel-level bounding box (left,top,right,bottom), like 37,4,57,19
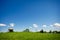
0,32,60,40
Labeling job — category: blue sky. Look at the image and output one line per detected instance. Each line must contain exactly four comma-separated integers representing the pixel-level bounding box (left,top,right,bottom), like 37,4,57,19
0,0,60,32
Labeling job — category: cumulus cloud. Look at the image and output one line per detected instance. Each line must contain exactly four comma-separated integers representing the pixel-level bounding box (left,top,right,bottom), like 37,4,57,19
0,24,6,26
53,23,60,27
42,25,47,27
10,23,15,27
33,24,38,28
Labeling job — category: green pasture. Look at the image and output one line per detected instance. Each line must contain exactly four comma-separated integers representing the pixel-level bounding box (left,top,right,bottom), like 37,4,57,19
0,32,60,40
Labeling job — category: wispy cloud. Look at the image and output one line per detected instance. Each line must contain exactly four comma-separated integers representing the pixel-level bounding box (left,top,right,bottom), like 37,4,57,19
42,25,47,27
0,24,6,26
50,25,53,27
33,24,38,28
29,27,32,29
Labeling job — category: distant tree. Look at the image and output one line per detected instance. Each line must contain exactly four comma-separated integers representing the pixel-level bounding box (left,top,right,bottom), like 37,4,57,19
40,29,44,33
57,31,60,33
49,30,52,33
23,29,30,32
53,31,57,33
44,31,47,33
53,31,60,33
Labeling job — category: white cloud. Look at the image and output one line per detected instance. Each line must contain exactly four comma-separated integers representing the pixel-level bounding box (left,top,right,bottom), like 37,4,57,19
37,29,40,31
42,25,47,27
50,25,53,27
53,23,60,27
10,23,15,27
33,24,38,28
29,27,32,29
0,24,6,26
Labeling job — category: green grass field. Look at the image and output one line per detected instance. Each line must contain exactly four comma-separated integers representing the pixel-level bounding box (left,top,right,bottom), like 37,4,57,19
0,32,60,40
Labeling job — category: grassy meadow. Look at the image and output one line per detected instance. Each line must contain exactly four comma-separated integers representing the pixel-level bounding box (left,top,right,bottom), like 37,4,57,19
0,32,60,40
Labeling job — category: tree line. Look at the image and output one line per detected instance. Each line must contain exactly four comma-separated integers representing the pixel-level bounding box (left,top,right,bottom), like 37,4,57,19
23,29,60,33
8,28,60,33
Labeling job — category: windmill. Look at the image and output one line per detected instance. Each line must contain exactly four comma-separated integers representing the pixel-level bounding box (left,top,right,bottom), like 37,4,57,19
8,23,14,32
